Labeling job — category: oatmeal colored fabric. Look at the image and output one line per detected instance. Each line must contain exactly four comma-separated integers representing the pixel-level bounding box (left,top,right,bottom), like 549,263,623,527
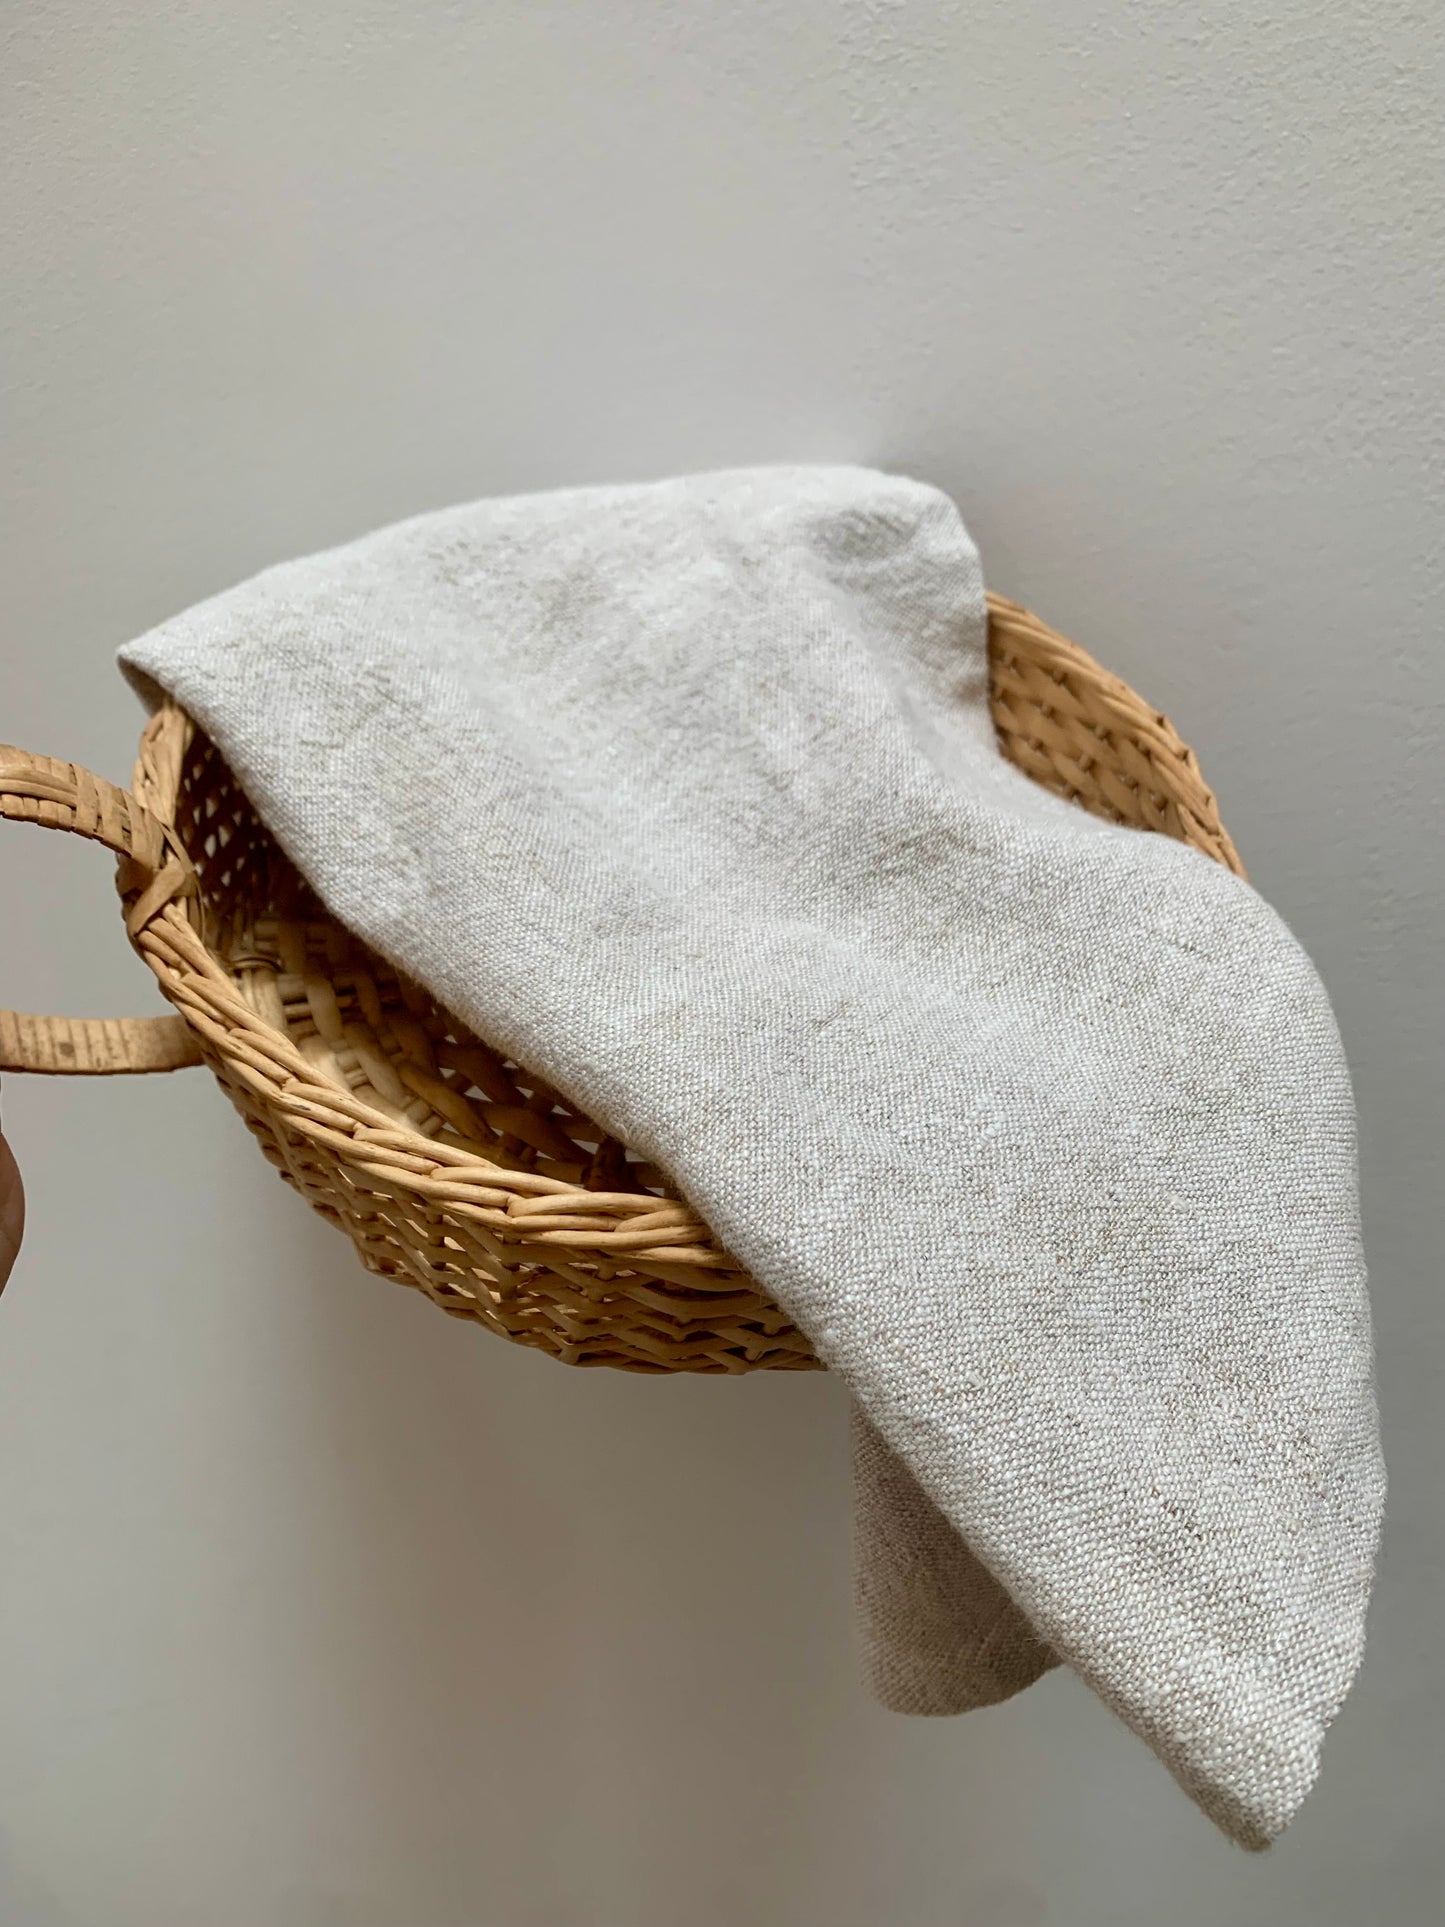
121,466,1383,1846
852,1406,1058,1714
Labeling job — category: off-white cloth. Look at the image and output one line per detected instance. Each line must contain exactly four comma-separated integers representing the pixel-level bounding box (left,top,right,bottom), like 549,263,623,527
121,467,1382,1847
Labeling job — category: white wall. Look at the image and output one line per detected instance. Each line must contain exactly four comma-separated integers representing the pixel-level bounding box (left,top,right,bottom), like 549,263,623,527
1,5,1439,1923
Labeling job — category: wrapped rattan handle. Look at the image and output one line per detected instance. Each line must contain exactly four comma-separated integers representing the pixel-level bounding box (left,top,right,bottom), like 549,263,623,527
0,745,203,1075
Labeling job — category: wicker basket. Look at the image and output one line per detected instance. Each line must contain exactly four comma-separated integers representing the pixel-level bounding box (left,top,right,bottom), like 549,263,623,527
0,596,1241,1372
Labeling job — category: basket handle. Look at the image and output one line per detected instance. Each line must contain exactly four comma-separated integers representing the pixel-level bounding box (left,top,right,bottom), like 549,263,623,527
0,745,203,1075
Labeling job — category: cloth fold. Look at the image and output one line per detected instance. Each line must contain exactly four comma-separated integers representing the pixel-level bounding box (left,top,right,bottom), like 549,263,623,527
120,465,1382,1847
853,1406,1059,1714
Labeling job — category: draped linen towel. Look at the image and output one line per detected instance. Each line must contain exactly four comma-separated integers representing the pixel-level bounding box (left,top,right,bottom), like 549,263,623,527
120,466,1383,1847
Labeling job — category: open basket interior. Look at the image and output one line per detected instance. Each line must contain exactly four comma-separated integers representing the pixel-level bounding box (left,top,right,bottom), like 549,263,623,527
153,714,676,1197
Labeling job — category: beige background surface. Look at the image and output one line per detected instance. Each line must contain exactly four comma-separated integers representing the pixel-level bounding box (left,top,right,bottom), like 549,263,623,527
1,5,1440,1923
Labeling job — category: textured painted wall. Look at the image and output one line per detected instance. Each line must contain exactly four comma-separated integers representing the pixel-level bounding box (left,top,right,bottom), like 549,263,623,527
1,4,1440,1923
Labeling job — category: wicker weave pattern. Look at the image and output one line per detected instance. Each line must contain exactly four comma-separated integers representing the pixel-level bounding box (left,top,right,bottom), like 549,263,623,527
1,596,1240,1371
986,597,1242,872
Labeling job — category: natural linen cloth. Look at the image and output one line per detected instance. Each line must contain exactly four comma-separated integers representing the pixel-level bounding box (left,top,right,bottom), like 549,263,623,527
120,466,1382,1848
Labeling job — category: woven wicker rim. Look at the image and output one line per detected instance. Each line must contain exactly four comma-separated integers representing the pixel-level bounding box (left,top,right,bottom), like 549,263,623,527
0,595,1241,1372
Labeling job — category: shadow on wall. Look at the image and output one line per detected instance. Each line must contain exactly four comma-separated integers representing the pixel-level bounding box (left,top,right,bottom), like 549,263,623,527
1,1005,1047,1927
260,1203,879,1922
